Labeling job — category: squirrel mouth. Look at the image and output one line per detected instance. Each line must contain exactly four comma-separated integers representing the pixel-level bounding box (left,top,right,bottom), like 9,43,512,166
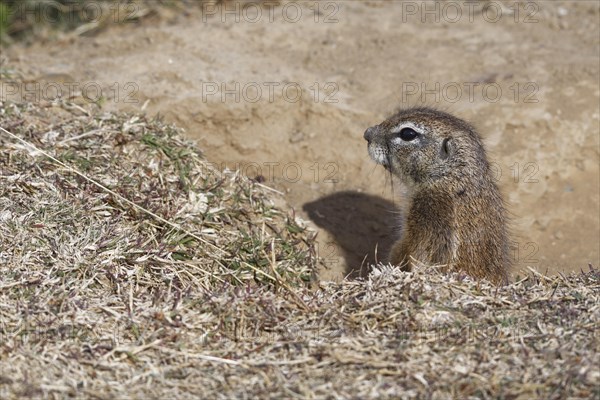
368,145,391,169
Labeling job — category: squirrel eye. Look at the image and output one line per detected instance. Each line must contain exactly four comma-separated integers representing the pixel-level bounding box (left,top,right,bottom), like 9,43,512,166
398,128,418,141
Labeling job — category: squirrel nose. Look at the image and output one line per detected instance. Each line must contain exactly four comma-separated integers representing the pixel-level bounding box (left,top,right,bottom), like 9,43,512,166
364,125,378,142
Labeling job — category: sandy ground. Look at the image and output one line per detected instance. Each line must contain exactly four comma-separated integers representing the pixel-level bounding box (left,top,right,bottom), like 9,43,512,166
2,0,599,280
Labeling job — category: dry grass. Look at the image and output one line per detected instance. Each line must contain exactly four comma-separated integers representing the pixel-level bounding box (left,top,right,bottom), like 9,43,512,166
0,0,190,44
0,1,263,45
0,99,598,399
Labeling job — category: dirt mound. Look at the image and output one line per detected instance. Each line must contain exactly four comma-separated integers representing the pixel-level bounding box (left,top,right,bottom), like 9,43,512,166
2,1,599,278
1,100,598,399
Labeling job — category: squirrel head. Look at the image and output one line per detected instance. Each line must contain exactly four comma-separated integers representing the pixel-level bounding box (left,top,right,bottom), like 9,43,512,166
364,107,490,191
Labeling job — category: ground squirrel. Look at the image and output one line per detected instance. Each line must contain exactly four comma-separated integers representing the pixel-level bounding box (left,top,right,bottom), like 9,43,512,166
364,107,510,285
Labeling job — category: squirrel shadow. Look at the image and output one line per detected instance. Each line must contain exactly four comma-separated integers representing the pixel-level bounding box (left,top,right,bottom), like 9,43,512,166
302,191,400,279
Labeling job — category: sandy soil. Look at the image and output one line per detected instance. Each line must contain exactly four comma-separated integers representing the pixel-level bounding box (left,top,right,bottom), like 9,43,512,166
2,0,599,280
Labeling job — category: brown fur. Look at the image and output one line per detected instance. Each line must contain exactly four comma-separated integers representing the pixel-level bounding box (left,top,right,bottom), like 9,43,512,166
364,107,510,285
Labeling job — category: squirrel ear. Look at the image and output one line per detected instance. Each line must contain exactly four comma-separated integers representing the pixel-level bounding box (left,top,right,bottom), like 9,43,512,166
441,138,451,159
